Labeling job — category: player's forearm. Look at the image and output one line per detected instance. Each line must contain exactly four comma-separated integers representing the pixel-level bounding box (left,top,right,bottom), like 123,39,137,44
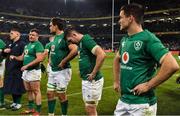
63,48,78,64
14,55,24,61
91,52,106,75
113,57,120,83
26,56,44,68
147,53,179,89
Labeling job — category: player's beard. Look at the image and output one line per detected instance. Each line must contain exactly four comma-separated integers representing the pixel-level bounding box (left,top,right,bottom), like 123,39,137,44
120,23,130,31
50,32,56,35
120,21,132,32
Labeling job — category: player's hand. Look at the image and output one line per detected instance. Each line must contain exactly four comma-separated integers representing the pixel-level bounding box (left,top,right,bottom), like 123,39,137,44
114,81,120,93
132,82,151,95
58,60,66,69
87,73,95,81
21,65,28,71
9,55,15,60
4,48,11,53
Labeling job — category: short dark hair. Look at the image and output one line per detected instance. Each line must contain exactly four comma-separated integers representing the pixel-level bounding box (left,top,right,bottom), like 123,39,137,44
11,25,21,33
120,3,144,24
64,26,79,38
51,17,65,30
30,28,40,35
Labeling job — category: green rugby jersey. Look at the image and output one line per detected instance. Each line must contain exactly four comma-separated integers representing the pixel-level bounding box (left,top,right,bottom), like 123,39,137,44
79,34,103,81
45,42,52,57
45,42,52,52
0,39,6,63
119,30,168,105
50,33,71,71
23,41,44,70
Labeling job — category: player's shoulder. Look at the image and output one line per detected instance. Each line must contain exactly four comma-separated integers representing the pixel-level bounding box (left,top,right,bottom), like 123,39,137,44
82,34,94,43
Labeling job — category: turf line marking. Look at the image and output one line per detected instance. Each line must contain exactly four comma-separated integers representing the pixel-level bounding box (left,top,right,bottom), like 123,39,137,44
5,85,113,103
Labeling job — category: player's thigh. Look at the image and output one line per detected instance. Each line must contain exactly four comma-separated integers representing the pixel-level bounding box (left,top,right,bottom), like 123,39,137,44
30,81,41,92
22,69,41,82
114,100,129,116
82,78,104,102
129,103,157,116
55,69,72,93
0,76,3,87
0,60,5,75
23,81,31,91
47,70,56,92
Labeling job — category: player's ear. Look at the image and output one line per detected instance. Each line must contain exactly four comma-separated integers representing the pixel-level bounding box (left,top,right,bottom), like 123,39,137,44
72,32,77,37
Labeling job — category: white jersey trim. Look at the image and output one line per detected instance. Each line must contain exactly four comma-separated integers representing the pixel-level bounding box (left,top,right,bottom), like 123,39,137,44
91,45,100,55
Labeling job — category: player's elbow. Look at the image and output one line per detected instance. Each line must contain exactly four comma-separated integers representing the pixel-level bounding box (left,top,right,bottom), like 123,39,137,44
171,62,180,73
38,56,45,62
101,52,106,60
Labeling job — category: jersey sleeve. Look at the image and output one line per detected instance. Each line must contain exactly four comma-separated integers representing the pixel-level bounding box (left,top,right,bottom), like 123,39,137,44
35,42,44,53
146,33,168,63
45,42,51,52
0,39,6,49
83,36,97,52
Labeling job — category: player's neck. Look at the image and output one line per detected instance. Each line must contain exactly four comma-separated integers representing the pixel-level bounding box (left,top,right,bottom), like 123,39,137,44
79,34,84,42
13,36,20,42
127,23,143,36
56,30,64,35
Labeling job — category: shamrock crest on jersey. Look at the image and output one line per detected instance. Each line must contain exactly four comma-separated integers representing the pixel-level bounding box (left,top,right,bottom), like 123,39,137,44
134,41,143,51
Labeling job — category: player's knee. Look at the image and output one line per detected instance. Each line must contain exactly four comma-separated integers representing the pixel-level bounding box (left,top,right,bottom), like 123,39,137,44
85,101,98,107
57,93,67,101
47,91,55,99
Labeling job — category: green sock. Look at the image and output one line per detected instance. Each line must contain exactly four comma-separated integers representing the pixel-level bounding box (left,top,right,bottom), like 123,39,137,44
48,99,56,113
36,104,41,113
61,100,68,115
0,87,4,105
28,100,34,109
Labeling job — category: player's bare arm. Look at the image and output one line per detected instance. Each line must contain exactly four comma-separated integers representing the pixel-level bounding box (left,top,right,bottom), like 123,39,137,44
87,46,106,81
10,53,24,61
21,52,44,71
58,43,78,69
3,48,11,53
113,51,121,93
133,52,179,95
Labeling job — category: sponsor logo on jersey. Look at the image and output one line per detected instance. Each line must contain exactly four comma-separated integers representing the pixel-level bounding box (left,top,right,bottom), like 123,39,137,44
134,41,143,51
51,45,55,52
24,50,28,55
122,52,129,64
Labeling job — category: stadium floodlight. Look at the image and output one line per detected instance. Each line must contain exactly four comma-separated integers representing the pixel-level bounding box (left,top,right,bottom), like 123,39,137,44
167,18,172,21
103,24,107,26
29,22,34,26
144,20,152,23
91,24,96,27
79,24,84,27
159,18,165,21
175,17,180,20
